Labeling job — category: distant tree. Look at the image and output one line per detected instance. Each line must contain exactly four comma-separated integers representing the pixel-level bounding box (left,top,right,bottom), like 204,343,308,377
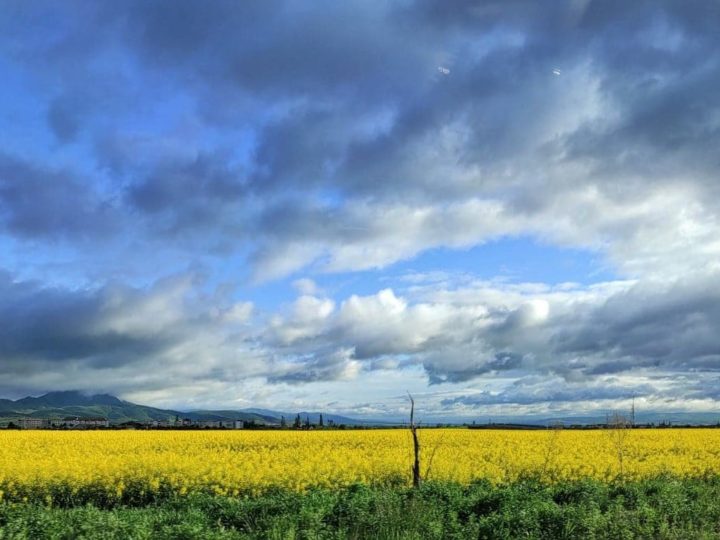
294,414,302,429
304,416,311,429
319,414,324,427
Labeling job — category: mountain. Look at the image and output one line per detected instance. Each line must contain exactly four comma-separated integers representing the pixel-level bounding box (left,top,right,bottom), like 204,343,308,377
0,392,278,425
0,392,379,426
14,391,123,409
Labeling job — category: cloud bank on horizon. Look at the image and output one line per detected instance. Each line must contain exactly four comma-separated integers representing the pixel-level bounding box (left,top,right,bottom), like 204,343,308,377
1,0,719,419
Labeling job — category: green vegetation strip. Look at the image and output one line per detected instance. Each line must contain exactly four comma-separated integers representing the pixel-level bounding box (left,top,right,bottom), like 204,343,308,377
3,476,720,539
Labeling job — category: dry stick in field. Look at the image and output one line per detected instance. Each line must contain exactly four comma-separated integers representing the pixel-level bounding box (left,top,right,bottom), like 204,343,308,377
408,393,422,488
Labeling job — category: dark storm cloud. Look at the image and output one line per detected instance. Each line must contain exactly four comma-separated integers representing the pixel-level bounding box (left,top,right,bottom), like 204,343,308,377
684,376,720,401
425,351,525,385
0,153,116,240
0,269,273,399
5,0,720,266
124,153,249,234
47,95,84,143
0,271,177,366
267,348,358,384
117,0,421,100
553,274,720,373
563,56,720,189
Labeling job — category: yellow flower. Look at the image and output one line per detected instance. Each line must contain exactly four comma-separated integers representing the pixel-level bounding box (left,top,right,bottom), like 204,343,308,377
0,428,719,502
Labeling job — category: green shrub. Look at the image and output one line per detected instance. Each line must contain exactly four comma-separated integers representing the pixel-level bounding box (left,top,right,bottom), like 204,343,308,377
4,476,720,539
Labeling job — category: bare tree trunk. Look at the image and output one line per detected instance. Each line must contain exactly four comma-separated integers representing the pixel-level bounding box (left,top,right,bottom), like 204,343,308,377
409,393,422,488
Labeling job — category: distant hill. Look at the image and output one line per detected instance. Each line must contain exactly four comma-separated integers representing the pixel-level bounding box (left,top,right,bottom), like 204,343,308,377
0,391,277,425
13,391,124,409
0,391,375,426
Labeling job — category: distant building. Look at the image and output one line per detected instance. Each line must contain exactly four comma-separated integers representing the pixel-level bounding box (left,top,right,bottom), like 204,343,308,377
219,420,244,429
17,418,50,429
164,418,244,429
62,416,109,428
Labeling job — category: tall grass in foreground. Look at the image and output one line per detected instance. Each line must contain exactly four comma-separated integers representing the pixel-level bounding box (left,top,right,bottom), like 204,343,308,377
3,476,720,539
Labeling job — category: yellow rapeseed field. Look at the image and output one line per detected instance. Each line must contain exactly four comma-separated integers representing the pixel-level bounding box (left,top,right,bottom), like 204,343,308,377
1,428,720,504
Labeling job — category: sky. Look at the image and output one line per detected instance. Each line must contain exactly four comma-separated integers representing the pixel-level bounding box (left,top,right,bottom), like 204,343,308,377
1,0,720,421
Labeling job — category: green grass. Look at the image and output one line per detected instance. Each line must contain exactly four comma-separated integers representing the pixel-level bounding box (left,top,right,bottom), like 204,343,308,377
3,476,720,539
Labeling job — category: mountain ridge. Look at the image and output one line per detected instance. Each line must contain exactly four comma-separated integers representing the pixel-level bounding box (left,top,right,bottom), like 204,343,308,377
0,391,372,426
0,391,275,424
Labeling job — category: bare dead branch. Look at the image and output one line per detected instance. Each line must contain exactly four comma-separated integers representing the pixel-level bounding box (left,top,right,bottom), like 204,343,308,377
408,392,422,488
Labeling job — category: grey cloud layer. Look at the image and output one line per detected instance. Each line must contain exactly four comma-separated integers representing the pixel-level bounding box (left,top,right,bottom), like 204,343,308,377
0,271,262,397
0,154,116,240
1,266,719,410
2,1,719,278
